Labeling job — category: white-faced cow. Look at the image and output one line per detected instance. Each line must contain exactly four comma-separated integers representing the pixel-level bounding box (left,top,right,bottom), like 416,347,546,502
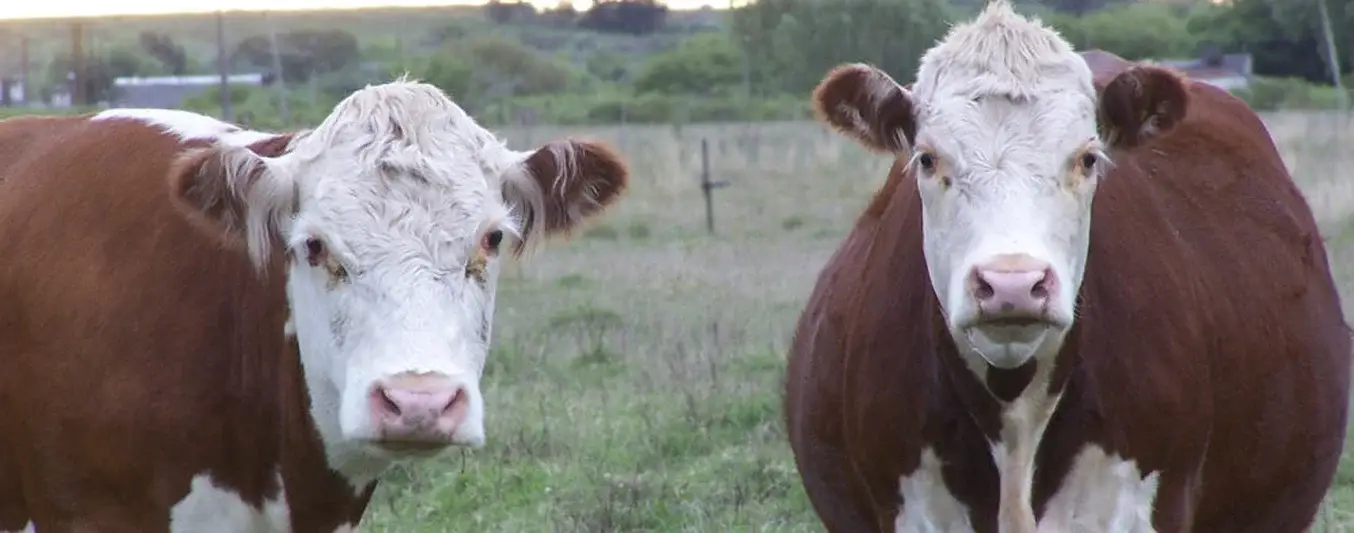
0,80,628,532
784,1,1352,532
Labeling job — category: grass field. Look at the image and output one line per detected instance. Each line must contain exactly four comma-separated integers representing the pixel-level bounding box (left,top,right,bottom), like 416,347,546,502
357,113,1354,532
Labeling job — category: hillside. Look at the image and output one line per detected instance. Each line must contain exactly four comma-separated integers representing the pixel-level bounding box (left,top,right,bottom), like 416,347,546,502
0,5,724,76
0,0,1346,128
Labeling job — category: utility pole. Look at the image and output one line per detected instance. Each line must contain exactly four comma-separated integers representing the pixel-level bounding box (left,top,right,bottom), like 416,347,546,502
265,13,290,124
1314,0,1346,110
71,21,85,107
216,10,233,121
19,34,29,106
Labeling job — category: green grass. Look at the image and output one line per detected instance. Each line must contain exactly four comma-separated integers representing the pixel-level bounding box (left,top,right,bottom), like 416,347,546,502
356,115,1349,531
359,120,885,532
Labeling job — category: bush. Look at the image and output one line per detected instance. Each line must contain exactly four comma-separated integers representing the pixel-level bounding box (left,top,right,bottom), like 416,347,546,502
1236,77,1353,111
180,85,338,130
480,91,811,126
1046,3,1196,61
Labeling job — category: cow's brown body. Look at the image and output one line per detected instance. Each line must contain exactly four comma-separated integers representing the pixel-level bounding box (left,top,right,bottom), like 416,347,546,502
0,116,369,532
0,75,632,531
784,50,1352,532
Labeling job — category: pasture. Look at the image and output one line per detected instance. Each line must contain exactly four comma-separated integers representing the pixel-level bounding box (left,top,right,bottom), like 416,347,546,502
361,113,1354,532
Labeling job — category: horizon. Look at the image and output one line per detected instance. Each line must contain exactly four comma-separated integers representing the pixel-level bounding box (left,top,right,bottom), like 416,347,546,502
0,0,722,21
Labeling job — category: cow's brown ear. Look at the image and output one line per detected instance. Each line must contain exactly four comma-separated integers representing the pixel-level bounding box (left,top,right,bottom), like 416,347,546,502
1097,66,1189,149
812,63,918,154
501,139,629,257
168,140,297,271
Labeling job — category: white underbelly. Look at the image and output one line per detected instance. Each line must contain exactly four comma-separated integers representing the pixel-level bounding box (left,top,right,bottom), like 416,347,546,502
1037,446,1160,533
0,522,35,533
894,445,1160,533
169,472,292,533
895,449,974,533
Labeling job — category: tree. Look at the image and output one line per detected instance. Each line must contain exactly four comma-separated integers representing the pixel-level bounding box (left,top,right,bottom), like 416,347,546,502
1037,0,1131,17
484,0,537,24
1046,3,1195,60
462,35,573,96
48,46,156,104
411,52,476,102
586,51,632,83
138,32,189,75
1186,0,1349,83
633,33,743,95
233,29,361,83
540,1,580,28
578,0,669,35
411,35,574,110
731,0,955,95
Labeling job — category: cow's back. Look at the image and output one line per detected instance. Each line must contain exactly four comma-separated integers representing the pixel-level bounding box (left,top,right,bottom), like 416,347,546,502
0,115,290,530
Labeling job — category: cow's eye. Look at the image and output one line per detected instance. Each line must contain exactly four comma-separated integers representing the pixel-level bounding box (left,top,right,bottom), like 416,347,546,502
482,230,504,254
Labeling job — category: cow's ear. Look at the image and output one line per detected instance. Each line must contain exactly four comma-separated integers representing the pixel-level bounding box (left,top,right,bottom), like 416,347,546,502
812,63,918,154
500,139,629,257
169,139,297,271
1097,66,1189,149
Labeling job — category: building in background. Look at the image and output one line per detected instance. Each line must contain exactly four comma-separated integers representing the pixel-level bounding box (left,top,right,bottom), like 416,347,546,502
109,72,273,109
0,77,26,106
1153,49,1255,92
0,44,29,107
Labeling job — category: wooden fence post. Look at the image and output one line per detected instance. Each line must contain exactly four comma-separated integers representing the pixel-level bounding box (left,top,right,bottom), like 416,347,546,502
699,137,729,234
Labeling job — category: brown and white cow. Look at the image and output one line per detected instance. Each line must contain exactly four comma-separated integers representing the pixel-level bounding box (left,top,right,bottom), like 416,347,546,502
0,80,627,532
784,1,1352,532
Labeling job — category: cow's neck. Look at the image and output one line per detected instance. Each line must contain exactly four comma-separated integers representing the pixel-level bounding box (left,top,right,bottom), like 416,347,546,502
274,313,382,529
300,380,391,488
941,320,1074,533
988,350,1063,533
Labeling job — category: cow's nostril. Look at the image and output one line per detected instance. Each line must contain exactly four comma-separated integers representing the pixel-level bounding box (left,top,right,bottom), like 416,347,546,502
378,388,402,417
443,388,466,416
1031,278,1049,299
973,274,995,300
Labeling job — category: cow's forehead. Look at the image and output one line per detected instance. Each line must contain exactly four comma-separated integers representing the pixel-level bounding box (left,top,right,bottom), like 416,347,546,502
288,79,520,185
284,80,520,249
901,0,1099,171
294,166,508,272
910,0,1096,113
918,94,1097,164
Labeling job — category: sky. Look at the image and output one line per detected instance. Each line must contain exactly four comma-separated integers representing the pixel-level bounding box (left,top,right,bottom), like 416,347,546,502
0,0,718,20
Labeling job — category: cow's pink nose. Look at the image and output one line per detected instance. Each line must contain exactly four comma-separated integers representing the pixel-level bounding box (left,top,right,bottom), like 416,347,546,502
369,373,468,450
969,256,1056,321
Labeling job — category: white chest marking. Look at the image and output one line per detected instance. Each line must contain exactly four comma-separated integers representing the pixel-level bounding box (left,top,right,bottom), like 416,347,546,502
1,522,35,533
169,472,291,533
892,356,1161,533
895,448,974,532
1039,446,1160,532
989,358,1062,533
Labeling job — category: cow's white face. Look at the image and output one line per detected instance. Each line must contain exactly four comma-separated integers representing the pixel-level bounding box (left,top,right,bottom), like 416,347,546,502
171,80,628,480
909,79,1102,370
810,1,1188,372
280,129,512,459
